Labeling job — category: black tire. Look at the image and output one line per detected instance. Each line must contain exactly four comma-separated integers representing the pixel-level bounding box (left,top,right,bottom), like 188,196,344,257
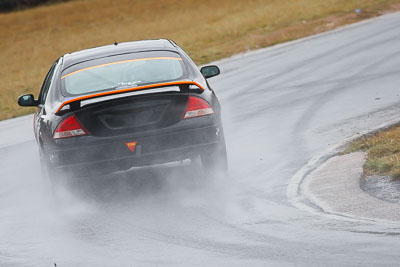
200,135,228,174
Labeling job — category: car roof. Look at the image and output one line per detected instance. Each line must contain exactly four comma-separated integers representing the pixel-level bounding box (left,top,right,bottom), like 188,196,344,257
62,39,178,69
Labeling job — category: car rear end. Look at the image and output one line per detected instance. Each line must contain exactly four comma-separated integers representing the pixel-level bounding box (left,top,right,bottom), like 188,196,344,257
48,89,222,175
43,47,225,176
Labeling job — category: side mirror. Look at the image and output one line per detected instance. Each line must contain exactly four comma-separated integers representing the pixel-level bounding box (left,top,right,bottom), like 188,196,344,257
18,94,38,107
200,65,220,79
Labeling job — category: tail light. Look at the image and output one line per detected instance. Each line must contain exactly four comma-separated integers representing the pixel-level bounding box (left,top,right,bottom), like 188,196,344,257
183,96,214,119
53,115,89,139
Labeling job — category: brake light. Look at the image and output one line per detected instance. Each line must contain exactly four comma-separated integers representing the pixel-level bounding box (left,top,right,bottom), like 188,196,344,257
53,115,89,139
183,96,214,119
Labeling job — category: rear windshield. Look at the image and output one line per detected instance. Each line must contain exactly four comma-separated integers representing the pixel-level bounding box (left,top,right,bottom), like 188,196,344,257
61,51,186,95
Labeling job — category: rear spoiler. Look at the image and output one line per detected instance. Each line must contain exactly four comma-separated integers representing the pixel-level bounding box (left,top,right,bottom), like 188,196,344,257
55,81,205,114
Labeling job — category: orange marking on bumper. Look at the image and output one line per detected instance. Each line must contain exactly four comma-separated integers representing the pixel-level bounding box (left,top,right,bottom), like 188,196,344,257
125,141,137,153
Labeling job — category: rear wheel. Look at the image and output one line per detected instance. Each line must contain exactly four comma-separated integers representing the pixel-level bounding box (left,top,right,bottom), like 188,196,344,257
200,135,228,174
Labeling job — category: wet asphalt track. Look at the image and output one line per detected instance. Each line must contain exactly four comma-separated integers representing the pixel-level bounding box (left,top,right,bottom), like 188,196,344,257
1,12,400,266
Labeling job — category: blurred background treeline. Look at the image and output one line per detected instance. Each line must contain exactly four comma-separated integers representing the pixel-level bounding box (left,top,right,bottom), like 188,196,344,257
0,0,69,12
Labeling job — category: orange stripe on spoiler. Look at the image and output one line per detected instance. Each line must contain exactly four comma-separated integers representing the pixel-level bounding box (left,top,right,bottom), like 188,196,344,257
56,81,205,113
61,57,183,79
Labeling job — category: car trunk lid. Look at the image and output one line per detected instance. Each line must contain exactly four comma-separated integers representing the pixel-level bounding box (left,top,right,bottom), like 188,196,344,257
74,92,188,137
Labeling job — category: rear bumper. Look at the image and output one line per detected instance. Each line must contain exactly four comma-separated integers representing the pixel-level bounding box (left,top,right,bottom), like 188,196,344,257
45,125,221,172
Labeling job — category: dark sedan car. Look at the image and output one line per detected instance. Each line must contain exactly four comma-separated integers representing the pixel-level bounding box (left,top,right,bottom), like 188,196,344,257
18,39,227,179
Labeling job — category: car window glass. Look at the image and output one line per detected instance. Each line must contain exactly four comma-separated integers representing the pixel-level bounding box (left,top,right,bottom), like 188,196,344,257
61,51,185,96
39,62,57,104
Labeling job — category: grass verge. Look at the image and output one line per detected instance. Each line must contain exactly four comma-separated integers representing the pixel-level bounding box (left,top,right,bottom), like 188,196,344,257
344,125,400,180
1,0,400,120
